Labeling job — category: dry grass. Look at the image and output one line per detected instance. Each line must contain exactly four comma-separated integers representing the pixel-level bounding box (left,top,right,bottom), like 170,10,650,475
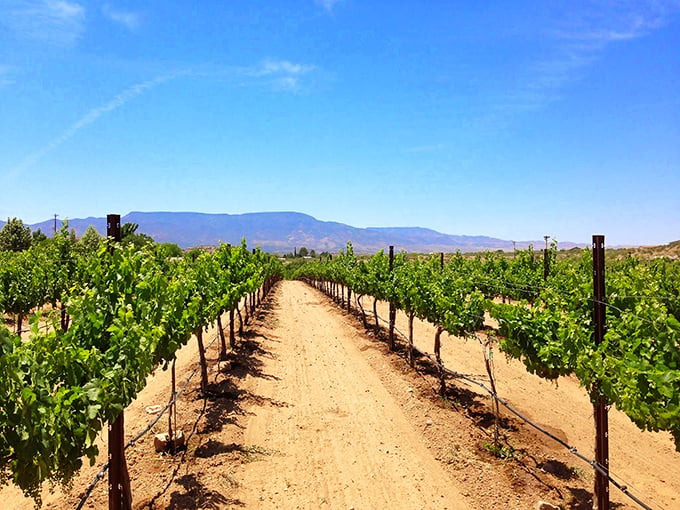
610,240,680,260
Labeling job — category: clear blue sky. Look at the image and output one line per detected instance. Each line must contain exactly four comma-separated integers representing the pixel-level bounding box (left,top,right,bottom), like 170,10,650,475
1,0,678,246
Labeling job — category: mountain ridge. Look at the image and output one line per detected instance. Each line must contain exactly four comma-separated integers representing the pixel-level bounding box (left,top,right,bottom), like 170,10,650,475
2,211,584,253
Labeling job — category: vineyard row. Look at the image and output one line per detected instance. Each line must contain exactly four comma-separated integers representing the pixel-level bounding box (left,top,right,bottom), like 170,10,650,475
294,240,680,510
1,216,283,508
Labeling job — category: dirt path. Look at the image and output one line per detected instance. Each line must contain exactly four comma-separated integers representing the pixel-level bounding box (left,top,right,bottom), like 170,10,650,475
229,280,471,509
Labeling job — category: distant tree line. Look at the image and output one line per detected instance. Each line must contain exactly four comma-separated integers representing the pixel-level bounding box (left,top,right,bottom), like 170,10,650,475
0,217,182,257
281,246,332,259
283,246,312,258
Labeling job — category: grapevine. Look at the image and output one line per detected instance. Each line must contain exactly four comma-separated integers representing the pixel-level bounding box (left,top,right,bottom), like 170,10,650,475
295,244,680,450
0,238,282,504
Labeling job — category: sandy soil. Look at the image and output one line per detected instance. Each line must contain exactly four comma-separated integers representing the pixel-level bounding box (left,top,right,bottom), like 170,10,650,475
2,280,678,509
365,293,680,510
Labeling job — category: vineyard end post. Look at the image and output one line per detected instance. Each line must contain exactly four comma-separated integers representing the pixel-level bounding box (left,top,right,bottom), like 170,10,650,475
106,214,132,510
592,234,609,510
388,246,395,351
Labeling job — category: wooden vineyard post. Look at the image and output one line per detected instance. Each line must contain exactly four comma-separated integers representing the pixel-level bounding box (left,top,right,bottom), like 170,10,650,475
108,413,131,510
434,326,445,396
483,343,501,450
408,311,415,367
167,357,177,452
435,253,445,394
543,235,550,281
592,235,609,510
388,246,396,351
107,214,132,510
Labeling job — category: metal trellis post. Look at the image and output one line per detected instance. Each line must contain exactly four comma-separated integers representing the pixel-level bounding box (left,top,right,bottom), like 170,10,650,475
592,234,609,510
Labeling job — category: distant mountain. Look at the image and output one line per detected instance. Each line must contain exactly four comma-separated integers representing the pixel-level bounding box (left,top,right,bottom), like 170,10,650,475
9,211,585,253
29,216,107,237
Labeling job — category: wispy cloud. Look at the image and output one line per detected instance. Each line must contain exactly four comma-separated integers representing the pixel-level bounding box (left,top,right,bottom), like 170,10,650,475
498,0,680,113
4,57,316,180
1,0,86,46
5,73,182,180
255,60,316,76
243,59,317,92
553,0,680,46
189,59,317,92
315,0,344,13
102,4,141,31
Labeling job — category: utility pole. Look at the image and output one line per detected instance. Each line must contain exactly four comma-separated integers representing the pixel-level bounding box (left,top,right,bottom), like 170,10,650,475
53,214,58,234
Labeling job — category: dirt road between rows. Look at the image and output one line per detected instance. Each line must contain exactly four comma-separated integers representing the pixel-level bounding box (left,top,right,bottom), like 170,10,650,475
228,280,471,509
3,279,678,509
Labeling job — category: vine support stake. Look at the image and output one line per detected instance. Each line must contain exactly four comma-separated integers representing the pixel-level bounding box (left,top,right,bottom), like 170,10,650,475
408,311,415,367
434,326,445,396
106,214,132,510
107,213,121,247
168,357,176,448
388,245,396,351
592,234,609,510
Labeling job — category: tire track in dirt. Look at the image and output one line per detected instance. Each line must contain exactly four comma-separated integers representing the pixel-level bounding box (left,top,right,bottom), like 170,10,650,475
231,280,471,509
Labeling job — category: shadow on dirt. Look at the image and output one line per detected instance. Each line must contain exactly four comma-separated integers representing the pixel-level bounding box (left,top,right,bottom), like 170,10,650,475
537,459,580,481
194,438,241,458
200,336,286,434
440,383,518,432
140,289,282,510
563,486,626,509
226,339,280,378
194,439,280,463
346,303,520,436
166,474,243,509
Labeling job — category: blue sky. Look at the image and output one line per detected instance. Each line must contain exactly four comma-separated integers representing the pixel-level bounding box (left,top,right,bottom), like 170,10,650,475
1,0,678,246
